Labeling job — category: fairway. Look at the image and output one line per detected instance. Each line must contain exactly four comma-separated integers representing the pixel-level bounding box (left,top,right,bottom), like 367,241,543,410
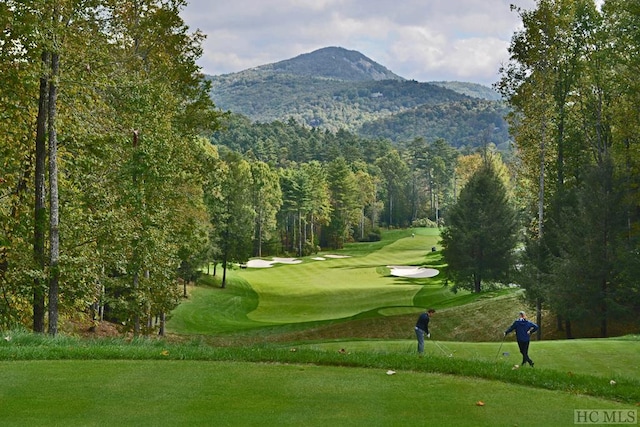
1,360,636,427
168,228,446,332
237,229,441,323
3,227,639,427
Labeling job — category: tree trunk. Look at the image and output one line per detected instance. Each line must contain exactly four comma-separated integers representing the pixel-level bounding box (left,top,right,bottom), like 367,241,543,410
600,287,608,338
536,299,542,340
257,211,263,257
535,124,546,341
221,220,229,288
33,51,49,333
133,272,140,336
47,52,60,337
158,312,165,336
310,212,315,251
221,259,227,288
298,210,302,257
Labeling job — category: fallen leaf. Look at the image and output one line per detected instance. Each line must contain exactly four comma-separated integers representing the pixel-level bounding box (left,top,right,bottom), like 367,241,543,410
476,401,485,406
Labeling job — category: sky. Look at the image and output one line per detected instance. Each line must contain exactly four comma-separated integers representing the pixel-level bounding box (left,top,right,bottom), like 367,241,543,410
180,0,538,87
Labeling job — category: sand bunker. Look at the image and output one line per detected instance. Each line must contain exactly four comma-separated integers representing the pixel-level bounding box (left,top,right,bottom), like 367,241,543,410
388,265,439,278
246,254,351,268
311,254,351,261
246,257,303,268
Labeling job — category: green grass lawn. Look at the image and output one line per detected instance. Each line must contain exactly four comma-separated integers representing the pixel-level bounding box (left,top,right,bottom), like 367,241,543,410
1,359,636,427
301,337,640,382
168,227,462,335
2,227,639,426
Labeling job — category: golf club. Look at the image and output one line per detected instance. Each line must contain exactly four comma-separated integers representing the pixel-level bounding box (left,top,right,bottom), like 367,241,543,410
433,339,453,357
494,333,507,363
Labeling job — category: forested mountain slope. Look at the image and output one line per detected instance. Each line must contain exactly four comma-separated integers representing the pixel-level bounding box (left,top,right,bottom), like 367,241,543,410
206,47,509,148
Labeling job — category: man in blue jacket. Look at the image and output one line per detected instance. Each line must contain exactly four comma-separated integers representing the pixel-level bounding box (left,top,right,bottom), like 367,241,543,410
504,311,539,367
415,308,435,355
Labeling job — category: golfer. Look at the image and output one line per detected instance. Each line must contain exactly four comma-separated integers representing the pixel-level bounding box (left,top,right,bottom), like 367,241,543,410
504,311,539,367
415,308,435,354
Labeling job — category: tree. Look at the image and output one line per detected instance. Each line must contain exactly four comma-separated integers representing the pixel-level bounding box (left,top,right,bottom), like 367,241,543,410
278,165,314,256
324,157,359,249
214,151,255,288
250,161,282,257
551,159,629,337
0,0,221,334
375,150,411,227
352,166,377,240
301,161,331,252
497,0,602,336
441,161,519,292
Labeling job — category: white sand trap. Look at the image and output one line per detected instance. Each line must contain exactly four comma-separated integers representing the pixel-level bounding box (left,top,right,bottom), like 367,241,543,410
245,259,276,268
246,257,302,268
324,254,351,259
271,257,302,264
388,265,439,278
312,257,326,261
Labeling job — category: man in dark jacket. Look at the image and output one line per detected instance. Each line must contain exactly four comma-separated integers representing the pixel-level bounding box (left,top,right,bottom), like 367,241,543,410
504,311,539,367
415,308,435,355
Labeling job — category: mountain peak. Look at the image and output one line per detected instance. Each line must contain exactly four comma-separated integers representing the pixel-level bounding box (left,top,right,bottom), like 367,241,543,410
260,46,405,82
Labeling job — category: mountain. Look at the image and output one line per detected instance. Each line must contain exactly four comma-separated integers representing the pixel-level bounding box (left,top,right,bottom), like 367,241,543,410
207,47,508,149
259,46,404,81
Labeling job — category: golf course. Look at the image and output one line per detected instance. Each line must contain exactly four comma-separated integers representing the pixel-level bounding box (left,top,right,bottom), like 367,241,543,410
1,228,638,426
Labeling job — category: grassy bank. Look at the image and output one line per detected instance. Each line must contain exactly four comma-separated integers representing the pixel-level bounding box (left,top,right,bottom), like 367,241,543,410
1,331,638,405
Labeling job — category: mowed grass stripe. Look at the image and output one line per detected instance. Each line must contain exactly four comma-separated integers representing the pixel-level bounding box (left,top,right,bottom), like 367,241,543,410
1,360,636,427
235,232,441,323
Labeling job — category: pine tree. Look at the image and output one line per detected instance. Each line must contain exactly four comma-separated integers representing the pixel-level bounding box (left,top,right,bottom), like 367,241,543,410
441,161,519,292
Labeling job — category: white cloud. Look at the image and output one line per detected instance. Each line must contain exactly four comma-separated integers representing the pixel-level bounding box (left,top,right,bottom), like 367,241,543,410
181,0,536,85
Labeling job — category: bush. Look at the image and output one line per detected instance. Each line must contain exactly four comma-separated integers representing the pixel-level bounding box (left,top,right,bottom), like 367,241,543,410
361,229,381,242
412,218,438,228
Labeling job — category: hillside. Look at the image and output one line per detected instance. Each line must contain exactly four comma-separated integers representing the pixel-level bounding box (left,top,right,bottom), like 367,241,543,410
207,47,509,148
359,98,511,149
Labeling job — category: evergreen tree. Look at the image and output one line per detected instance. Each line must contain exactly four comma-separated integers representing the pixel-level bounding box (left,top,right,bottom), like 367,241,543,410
441,161,519,292
324,157,359,249
551,159,631,337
